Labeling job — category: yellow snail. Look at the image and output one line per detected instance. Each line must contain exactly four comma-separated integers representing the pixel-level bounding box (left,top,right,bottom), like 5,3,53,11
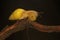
9,8,38,21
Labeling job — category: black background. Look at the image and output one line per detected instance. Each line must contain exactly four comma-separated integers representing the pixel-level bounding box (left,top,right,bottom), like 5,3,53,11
0,0,60,40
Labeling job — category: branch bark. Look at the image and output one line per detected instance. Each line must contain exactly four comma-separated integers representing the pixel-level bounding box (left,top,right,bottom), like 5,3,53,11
0,19,60,40
0,19,28,40
31,22,60,32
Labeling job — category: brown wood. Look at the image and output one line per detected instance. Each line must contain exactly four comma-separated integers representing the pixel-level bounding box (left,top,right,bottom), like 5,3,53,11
0,20,60,40
31,22,60,32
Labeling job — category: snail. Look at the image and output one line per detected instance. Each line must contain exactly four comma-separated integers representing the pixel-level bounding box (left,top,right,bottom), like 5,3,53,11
9,8,38,21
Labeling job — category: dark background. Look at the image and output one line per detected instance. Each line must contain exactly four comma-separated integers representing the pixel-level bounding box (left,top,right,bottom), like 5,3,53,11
0,0,60,40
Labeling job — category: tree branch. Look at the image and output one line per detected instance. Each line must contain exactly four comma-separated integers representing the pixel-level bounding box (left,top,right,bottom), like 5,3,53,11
31,22,60,32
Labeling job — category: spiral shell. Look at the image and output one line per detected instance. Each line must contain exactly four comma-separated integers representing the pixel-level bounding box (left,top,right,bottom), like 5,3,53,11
26,10,38,21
